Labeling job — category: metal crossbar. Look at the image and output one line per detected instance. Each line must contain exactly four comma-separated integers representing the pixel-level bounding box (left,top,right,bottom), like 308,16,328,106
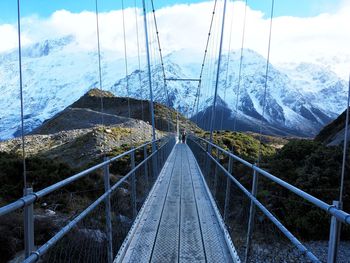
164,78,201,82
0,136,176,263
0,139,159,217
193,136,350,225
188,135,350,263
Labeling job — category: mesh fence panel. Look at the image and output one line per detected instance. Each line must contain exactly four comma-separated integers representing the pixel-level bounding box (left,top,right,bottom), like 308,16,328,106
186,138,350,263
43,201,108,263
0,209,25,262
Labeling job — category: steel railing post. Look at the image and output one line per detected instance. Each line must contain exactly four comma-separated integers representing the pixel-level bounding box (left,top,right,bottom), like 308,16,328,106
213,148,220,196
245,167,259,263
24,187,35,259
130,150,137,219
143,145,149,192
152,142,159,181
103,157,113,263
224,155,233,222
327,200,341,263
205,142,211,180
161,141,164,167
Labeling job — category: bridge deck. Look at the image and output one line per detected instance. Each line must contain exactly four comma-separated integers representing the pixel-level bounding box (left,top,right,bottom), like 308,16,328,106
115,143,238,263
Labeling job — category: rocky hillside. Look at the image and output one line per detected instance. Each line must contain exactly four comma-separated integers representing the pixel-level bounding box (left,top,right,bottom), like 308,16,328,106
32,88,198,135
315,107,350,145
0,89,200,168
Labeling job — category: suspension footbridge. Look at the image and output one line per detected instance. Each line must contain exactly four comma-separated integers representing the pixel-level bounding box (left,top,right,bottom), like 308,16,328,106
1,0,350,263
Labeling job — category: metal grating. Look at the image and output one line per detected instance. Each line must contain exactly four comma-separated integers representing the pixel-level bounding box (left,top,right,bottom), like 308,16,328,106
115,144,239,263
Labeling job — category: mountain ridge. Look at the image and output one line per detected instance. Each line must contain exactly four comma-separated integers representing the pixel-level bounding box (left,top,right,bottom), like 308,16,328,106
0,36,347,140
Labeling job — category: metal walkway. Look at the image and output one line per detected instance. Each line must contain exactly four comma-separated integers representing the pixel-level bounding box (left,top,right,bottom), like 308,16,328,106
115,143,238,263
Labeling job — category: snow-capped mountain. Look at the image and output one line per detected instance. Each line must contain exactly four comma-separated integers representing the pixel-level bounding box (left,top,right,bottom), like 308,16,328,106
0,36,347,140
111,59,198,115
113,49,347,136
0,36,132,139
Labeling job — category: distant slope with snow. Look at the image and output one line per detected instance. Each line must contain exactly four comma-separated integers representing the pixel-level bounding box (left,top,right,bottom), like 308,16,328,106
0,37,347,140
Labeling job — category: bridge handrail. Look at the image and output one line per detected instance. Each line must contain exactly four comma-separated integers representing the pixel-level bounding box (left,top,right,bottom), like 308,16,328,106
0,138,161,217
22,136,175,263
191,135,350,225
191,140,319,262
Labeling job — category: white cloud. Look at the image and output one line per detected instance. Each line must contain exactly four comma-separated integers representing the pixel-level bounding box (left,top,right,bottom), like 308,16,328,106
0,0,349,78
0,23,32,52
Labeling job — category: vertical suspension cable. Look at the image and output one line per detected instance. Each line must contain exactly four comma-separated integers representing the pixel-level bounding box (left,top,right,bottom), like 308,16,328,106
219,0,235,131
121,0,131,119
205,16,220,132
233,0,248,132
95,0,105,155
257,0,275,165
134,0,146,139
148,0,158,130
150,0,172,133
209,0,228,143
339,74,350,203
204,4,222,132
193,0,218,125
142,0,157,148
16,0,27,189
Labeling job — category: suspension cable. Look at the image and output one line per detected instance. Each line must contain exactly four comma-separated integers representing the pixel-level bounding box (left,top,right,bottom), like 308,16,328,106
134,0,146,139
339,74,350,203
16,0,27,189
233,0,248,132
94,0,106,155
193,0,218,124
150,0,172,132
121,0,131,119
142,0,157,145
204,14,221,132
209,0,228,143
197,16,219,131
257,0,275,165
219,0,235,131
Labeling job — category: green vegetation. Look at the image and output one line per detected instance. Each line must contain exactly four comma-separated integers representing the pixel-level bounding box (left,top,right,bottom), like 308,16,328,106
0,139,148,262
193,132,350,240
266,139,350,239
201,130,278,162
154,102,200,133
0,152,80,204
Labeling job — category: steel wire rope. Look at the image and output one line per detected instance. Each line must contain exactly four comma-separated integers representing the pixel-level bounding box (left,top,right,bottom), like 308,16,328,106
219,0,235,131
147,0,158,133
150,0,173,133
208,0,228,142
134,0,146,140
94,0,106,155
257,0,275,166
233,0,248,132
121,0,132,120
245,2,275,259
198,7,219,130
16,0,27,189
193,0,218,124
203,4,222,133
147,2,161,136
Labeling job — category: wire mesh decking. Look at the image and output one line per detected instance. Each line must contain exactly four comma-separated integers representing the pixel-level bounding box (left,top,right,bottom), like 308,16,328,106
115,143,239,263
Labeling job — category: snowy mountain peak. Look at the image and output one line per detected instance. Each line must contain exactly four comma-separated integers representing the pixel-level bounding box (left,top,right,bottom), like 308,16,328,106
22,35,75,58
0,37,348,139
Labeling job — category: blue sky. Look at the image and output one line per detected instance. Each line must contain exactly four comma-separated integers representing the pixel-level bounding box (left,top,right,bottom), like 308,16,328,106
0,0,343,23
